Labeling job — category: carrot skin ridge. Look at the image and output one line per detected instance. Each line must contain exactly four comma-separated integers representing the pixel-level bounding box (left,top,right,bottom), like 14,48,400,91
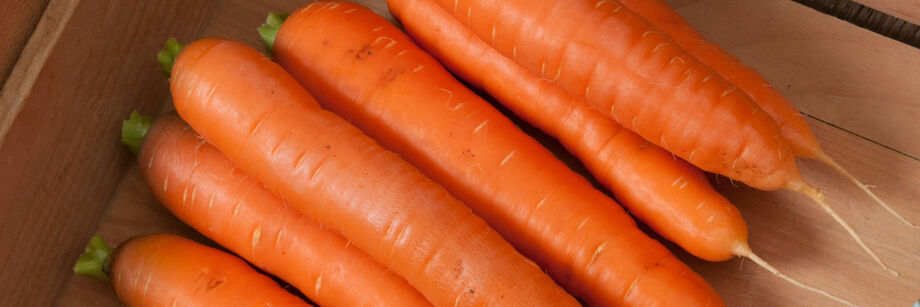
137,114,432,307
108,234,310,306
274,2,722,306
618,0,819,157
405,0,894,274
385,2,876,302
615,0,915,229
422,0,799,192
170,37,573,306
388,0,748,263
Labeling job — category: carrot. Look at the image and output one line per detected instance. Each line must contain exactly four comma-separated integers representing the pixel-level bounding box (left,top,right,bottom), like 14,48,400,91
390,0,895,275
384,1,856,304
266,2,722,306
124,111,431,307
165,37,576,306
615,0,915,229
73,234,309,306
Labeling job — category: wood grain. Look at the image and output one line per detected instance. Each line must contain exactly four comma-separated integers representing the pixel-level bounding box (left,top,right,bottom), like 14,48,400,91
0,0,78,146
0,0,51,87
55,166,208,307
792,0,920,48
0,0,217,305
679,117,920,306
23,0,920,306
668,0,920,159
855,0,920,25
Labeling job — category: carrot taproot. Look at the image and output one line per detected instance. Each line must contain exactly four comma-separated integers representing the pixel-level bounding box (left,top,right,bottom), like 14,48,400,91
166,37,576,306
73,234,309,306
384,0,742,262
126,111,431,307
384,1,856,304
267,2,722,306
395,0,895,275
615,0,915,229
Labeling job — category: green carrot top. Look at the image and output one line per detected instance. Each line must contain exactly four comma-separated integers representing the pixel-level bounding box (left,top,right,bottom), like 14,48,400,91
258,12,289,54
73,236,114,280
121,110,153,155
157,38,184,77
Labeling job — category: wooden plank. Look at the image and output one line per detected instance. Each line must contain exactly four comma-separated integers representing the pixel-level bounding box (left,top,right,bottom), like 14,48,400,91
55,166,209,307
0,0,78,146
0,0,51,87
792,0,920,48
667,0,920,159
0,0,217,305
855,0,920,25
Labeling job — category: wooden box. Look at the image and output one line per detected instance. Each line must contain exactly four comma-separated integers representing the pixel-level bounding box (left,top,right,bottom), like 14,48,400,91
1,0,917,305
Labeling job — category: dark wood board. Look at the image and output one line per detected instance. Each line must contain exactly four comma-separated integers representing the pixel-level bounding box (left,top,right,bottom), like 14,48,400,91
0,0,218,306
0,0,51,86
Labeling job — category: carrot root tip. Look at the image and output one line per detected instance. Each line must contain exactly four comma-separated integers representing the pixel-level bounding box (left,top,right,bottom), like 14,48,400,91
157,38,184,77
258,12,289,54
816,153,917,229
733,244,858,307
121,110,154,155
787,180,899,277
73,235,114,280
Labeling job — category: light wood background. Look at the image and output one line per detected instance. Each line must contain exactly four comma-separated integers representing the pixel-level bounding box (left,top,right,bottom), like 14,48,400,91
856,0,920,25
0,0,916,306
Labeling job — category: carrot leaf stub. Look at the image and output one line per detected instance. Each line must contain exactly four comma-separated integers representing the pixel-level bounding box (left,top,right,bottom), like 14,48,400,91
121,110,153,154
258,12,289,54
157,38,184,77
73,236,114,280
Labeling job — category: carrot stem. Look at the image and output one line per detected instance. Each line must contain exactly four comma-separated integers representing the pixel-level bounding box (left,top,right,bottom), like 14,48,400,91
733,243,857,306
157,38,184,77
73,235,114,280
788,180,899,276
816,152,917,229
258,12,288,54
121,110,153,154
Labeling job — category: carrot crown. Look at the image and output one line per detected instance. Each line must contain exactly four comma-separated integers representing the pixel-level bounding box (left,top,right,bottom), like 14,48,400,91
73,236,114,280
121,110,153,155
258,12,288,54
157,38,184,77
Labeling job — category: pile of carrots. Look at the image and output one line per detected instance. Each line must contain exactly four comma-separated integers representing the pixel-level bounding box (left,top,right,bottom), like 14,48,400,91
73,0,911,306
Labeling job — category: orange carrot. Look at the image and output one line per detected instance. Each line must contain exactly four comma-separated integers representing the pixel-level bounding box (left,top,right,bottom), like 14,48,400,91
391,0,895,275
268,2,723,306
167,37,577,306
73,234,309,306
615,0,915,229
384,1,856,304
126,111,431,307
384,0,743,263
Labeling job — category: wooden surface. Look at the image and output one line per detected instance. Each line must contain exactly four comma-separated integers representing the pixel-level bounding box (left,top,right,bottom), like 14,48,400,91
56,166,211,306
0,0,218,306
855,0,920,25
0,0,912,305
795,0,920,48
0,0,51,86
